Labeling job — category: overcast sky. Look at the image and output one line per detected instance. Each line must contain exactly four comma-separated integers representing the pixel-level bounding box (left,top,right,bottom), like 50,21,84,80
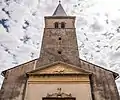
0,0,120,93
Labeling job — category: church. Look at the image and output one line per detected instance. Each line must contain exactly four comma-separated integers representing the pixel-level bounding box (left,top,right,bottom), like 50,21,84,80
0,1,120,100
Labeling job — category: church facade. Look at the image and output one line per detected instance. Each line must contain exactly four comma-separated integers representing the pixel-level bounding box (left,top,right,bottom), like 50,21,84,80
0,2,120,100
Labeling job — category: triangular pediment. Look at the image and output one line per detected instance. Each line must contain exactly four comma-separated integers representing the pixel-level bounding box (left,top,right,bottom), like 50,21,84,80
27,61,92,75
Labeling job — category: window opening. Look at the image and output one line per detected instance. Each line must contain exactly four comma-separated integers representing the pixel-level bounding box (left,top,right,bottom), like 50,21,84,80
55,22,59,28
58,51,62,54
61,22,65,28
59,37,61,40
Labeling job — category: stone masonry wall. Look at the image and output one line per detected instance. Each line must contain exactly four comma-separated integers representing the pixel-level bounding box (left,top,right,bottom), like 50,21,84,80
80,59,120,100
36,28,80,67
0,59,37,100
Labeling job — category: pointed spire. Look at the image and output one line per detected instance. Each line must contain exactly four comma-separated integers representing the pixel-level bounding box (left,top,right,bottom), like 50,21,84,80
53,1,67,16
59,0,61,4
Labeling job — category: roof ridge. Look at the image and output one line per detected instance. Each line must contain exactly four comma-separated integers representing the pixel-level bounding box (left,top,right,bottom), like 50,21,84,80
79,58,119,79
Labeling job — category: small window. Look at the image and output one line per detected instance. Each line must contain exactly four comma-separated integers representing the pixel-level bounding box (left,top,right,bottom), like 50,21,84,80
58,37,61,40
55,22,59,28
58,51,62,54
61,22,65,28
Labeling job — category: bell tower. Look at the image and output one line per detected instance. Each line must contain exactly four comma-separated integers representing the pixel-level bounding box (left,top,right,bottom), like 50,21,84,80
36,1,80,67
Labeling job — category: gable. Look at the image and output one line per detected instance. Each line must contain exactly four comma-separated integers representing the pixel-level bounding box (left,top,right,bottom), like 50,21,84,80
27,61,92,75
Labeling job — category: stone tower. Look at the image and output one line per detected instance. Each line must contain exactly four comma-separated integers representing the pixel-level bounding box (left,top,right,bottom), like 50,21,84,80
36,2,80,67
0,1,119,100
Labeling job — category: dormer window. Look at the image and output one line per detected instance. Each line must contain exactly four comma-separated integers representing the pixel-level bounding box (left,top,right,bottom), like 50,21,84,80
55,22,59,28
61,22,65,28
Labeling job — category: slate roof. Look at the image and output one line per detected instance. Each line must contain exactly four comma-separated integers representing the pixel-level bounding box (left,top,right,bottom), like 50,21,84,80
53,2,67,16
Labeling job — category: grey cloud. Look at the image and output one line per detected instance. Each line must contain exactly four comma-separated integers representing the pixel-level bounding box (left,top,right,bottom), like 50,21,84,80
76,17,88,26
109,52,120,61
90,21,103,32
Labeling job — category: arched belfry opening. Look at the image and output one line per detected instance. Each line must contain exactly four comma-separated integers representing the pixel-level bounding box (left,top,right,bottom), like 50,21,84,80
55,22,59,28
61,22,65,28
